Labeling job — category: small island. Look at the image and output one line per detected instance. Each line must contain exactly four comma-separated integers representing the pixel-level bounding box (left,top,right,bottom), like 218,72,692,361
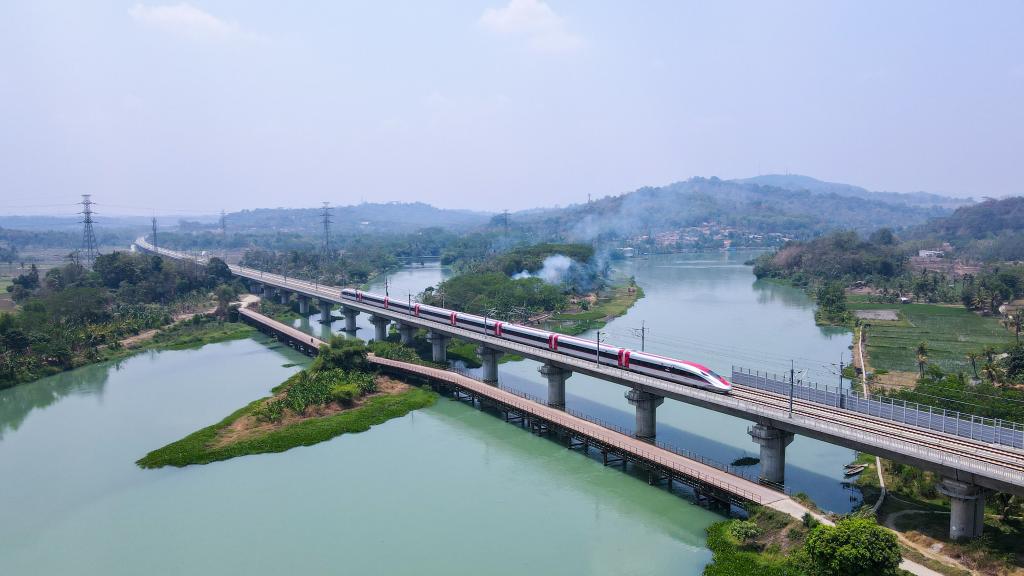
137,337,435,468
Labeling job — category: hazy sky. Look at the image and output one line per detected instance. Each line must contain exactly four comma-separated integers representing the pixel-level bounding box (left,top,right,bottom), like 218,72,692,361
1,1,1022,216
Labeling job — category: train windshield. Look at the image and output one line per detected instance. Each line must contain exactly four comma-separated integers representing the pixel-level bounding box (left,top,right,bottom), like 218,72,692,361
708,370,728,383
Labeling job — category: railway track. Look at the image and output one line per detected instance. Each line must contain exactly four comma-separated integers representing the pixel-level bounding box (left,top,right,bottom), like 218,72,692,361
734,385,1024,473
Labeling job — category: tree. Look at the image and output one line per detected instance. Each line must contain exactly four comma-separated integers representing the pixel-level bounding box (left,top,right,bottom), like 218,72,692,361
206,257,233,285
815,282,848,322
804,517,901,576
915,341,929,375
966,351,980,379
311,336,369,373
214,284,235,318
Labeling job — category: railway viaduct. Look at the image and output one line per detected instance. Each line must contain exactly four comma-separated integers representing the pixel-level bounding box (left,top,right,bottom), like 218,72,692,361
135,238,1024,540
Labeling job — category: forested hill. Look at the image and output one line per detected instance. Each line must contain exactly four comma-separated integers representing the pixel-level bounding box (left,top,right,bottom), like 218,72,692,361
908,197,1024,260
512,177,956,242
227,202,490,234
735,174,971,209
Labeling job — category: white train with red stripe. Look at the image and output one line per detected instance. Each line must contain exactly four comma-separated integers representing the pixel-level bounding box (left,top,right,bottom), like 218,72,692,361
340,288,732,393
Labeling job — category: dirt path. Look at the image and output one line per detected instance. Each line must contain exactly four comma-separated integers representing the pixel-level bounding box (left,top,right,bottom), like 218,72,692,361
858,329,980,575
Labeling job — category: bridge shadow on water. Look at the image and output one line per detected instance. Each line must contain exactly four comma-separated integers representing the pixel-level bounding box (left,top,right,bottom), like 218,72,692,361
456,362,861,514
422,391,739,536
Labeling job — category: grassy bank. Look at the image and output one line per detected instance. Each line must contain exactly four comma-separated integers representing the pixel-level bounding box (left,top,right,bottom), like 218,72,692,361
137,386,435,468
547,281,644,336
4,317,254,389
703,508,911,576
130,318,254,352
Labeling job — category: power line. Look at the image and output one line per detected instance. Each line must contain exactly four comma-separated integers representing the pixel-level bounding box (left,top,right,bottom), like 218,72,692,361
151,216,158,251
80,194,99,268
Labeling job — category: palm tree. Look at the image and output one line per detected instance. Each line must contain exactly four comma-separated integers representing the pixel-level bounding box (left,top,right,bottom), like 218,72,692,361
984,345,998,364
966,351,980,379
916,341,929,375
983,362,1003,384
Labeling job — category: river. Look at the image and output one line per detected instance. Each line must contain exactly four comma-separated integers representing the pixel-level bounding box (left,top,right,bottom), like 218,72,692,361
0,251,855,575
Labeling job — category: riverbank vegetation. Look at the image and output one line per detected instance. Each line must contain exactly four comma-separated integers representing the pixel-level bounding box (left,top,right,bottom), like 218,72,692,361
137,338,435,468
852,450,1024,575
703,507,904,576
0,251,242,388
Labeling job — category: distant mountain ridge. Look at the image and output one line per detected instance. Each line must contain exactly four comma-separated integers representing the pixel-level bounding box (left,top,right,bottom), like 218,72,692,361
735,174,971,209
511,176,958,242
227,201,491,234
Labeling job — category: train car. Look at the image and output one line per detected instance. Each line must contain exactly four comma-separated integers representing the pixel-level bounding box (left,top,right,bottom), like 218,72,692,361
626,351,731,393
547,334,623,368
339,288,731,394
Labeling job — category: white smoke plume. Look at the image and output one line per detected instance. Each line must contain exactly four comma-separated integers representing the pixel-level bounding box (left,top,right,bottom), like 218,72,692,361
512,254,575,284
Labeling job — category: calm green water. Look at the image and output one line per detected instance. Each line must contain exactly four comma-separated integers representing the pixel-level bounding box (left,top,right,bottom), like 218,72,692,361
318,254,859,511
0,252,856,575
0,335,716,574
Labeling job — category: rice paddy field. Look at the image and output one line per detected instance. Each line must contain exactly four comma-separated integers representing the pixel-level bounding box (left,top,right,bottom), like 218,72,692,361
849,300,1014,373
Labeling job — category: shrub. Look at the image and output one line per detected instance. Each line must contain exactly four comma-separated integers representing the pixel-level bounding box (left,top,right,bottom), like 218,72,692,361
730,520,762,543
804,517,901,576
253,398,285,423
312,337,369,373
802,512,819,529
284,371,333,414
330,383,361,406
350,371,377,394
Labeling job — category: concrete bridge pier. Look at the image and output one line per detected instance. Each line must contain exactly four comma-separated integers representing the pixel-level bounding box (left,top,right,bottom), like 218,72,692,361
938,478,988,540
370,316,390,341
398,323,416,346
278,289,291,305
626,389,664,441
428,331,450,364
748,423,794,485
478,346,504,383
297,296,310,315
342,307,360,332
319,301,333,324
250,282,263,296
539,364,572,409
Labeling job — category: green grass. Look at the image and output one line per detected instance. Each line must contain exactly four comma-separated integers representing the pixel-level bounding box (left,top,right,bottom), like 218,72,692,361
136,387,436,468
850,303,1013,372
139,320,254,351
703,521,801,576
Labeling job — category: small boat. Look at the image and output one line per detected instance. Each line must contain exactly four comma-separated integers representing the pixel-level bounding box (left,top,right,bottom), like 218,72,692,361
844,464,868,477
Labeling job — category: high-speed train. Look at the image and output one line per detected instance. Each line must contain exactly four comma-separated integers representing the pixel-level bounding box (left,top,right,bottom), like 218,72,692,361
340,288,732,394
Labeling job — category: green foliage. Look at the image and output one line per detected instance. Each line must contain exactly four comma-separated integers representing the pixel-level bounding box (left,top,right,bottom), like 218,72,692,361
802,512,820,529
0,251,238,389
816,282,850,324
311,336,369,373
284,370,334,414
852,302,1013,373
369,340,432,366
753,230,906,288
137,387,437,468
329,383,361,406
731,520,762,543
891,364,1024,424
804,517,902,576
912,197,1024,261
422,272,567,320
703,521,801,576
